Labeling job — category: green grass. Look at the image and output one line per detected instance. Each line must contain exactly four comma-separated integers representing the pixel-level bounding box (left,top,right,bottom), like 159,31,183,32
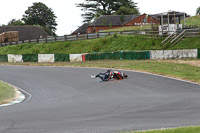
0,81,15,104
169,37,200,49
122,126,200,133
101,25,152,32
181,15,200,27
0,35,164,55
0,34,199,55
1,60,200,83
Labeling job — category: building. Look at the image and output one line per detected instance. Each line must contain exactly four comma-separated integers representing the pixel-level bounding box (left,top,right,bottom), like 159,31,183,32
152,11,189,35
0,25,49,41
87,14,160,33
72,23,90,35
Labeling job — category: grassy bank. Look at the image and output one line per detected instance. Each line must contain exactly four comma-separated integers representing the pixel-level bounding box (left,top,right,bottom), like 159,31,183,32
123,126,200,133
181,15,200,27
0,81,15,105
0,34,199,55
169,37,200,49
1,60,200,83
0,35,164,55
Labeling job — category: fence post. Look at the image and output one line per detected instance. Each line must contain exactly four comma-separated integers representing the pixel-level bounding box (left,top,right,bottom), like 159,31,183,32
97,33,99,38
45,38,47,43
37,39,39,43
85,34,88,40
64,35,67,41
55,37,57,41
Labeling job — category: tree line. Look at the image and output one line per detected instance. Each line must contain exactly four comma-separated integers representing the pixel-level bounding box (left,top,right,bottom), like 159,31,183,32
6,2,57,36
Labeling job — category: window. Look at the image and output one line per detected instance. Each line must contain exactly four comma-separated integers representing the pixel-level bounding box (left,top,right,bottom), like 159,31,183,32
143,18,147,23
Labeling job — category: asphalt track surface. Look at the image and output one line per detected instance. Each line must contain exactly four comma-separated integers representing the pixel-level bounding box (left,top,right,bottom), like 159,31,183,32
0,65,200,133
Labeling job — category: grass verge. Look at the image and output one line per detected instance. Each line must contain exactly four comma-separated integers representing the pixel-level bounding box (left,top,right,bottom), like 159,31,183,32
1,60,200,83
122,126,200,133
0,80,16,105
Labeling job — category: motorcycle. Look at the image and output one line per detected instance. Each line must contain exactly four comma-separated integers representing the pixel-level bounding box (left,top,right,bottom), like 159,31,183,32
91,69,128,81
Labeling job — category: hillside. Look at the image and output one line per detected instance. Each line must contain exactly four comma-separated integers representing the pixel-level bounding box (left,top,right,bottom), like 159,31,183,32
0,35,164,55
0,34,199,55
181,15,200,27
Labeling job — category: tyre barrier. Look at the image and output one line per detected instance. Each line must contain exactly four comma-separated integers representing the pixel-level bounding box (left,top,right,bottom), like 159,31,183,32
0,49,199,63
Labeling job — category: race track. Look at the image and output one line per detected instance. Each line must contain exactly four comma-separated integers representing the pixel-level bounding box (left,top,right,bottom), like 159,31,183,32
0,65,200,133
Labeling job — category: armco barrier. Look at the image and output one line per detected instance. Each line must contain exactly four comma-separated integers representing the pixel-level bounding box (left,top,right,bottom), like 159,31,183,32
0,55,8,62
54,54,70,62
85,51,150,61
22,54,38,62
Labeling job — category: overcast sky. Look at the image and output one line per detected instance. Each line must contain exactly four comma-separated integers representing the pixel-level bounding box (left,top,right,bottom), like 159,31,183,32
0,0,199,36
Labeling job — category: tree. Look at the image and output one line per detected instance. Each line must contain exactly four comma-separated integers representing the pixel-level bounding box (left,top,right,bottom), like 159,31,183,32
77,0,139,22
22,2,57,36
115,6,139,15
196,6,200,15
7,19,25,26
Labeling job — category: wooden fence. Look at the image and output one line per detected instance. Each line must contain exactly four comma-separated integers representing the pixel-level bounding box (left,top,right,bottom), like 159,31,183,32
0,29,199,47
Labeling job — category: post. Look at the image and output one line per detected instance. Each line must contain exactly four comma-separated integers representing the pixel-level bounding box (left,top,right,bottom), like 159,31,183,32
168,13,170,35
174,11,176,24
161,13,163,35
64,35,67,41
184,13,186,28
85,34,88,40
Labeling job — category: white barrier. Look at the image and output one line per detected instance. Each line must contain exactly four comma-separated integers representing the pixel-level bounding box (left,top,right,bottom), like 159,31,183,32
38,54,54,63
150,49,198,60
70,54,83,62
8,54,23,63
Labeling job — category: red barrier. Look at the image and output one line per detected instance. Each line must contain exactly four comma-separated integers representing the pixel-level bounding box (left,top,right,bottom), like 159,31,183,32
82,54,86,61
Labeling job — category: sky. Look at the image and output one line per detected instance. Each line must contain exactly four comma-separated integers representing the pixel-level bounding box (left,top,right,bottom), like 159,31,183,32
0,0,199,36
